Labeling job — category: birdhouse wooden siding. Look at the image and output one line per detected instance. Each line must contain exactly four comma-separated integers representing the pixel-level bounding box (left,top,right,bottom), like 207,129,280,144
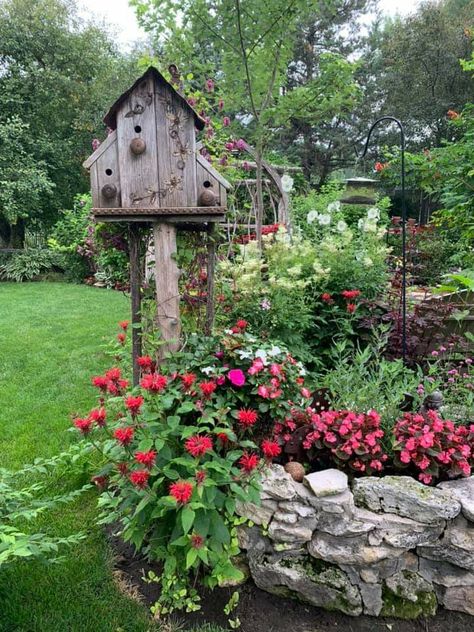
83,67,231,221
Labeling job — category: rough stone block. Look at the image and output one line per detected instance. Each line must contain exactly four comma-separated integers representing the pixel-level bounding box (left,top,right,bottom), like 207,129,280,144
261,464,296,501
236,500,275,526
308,531,406,566
268,520,313,543
248,555,363,616
353,476,461,524
438,476,474,522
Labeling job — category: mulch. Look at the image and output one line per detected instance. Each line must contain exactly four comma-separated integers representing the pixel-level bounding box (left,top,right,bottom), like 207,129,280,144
108,528,474,632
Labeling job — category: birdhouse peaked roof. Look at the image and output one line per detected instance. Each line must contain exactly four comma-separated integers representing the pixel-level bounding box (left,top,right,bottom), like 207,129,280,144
103,66,206,131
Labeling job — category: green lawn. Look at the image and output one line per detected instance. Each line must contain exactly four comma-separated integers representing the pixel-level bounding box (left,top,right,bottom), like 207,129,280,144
0,283,161,631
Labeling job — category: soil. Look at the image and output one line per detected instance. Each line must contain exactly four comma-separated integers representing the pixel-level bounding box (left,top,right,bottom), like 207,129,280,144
108,528,474,632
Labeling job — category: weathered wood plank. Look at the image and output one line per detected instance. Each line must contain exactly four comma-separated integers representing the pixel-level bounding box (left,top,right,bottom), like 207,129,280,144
153,222,181,361
92,206,225,215
95,135,121,208
116,74,160,208
82,130,117,169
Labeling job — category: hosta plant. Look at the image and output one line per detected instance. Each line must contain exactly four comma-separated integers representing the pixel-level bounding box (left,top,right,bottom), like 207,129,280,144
75,322,311,615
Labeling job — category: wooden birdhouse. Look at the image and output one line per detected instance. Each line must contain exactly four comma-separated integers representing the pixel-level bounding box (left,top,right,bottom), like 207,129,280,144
82,66,232,381
83,66,231,220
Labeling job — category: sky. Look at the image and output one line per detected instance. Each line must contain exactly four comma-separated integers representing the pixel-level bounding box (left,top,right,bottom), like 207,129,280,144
78,0,421,49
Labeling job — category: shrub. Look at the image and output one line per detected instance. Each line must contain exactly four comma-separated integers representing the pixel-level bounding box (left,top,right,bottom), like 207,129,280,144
75,323,311,615
0,248,66,282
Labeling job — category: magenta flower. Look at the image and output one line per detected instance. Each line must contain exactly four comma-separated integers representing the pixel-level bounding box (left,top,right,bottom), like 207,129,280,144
206,78,214,92
235,138,246,151
223,116,230,127
228,369,246,387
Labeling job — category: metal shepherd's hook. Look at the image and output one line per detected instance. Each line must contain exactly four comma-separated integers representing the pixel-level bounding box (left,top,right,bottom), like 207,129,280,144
359,116,407,364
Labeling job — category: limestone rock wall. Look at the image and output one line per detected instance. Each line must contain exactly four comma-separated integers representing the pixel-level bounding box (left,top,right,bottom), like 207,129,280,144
237,466,474,618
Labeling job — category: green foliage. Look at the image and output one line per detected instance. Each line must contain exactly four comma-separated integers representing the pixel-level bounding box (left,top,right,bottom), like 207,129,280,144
322,338,420,447
0,0,138,238
0,248,66,282
0,445,91,566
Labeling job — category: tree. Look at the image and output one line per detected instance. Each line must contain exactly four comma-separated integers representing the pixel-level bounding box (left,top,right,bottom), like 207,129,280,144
0,118,54,247
370,0,474,148
132,0,361,241
0,0,138,243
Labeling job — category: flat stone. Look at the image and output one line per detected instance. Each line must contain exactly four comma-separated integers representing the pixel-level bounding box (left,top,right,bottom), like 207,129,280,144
438,477,474,522
417,543,474,571
435,585,474,615
359,582,383,616
308,532,406,566
353,508,446,548
419,558,474,587
236,500,275,526
268,520,313,543
353,476,461,524
304,469,348,497
315,489,355,515
273,510,298,524
248,555,362,616
278,501,315,518
317,512,374,537
236,525,271,553
261,464,296,501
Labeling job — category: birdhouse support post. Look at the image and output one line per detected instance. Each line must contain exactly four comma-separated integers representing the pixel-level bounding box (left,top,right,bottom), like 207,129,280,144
153,222,181,361
129,224,143,386
205,225,217,335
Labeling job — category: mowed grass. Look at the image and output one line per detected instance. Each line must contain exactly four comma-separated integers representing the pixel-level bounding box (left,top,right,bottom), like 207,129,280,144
0,282,160,632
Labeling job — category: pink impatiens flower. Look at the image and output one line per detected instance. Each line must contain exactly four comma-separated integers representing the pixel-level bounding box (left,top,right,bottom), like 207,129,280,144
228,369,246,387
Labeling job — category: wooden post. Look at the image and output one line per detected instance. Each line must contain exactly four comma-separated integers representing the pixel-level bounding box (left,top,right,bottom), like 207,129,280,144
129,224,142,386
153,222,181,361
205,225,216,335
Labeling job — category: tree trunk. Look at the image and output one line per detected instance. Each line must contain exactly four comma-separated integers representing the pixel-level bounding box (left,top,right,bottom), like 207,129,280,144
255,136,264,251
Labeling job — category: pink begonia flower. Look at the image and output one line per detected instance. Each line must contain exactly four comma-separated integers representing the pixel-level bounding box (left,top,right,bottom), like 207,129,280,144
227,369,246,387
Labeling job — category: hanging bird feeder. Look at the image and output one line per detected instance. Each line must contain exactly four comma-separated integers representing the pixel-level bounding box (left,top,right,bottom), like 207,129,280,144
340,177,378,205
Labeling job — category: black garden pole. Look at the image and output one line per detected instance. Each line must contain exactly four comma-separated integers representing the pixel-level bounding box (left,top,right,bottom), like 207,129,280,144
360,116,407,364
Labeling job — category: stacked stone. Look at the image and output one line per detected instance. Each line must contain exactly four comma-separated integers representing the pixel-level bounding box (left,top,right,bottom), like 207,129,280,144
236,465,474,618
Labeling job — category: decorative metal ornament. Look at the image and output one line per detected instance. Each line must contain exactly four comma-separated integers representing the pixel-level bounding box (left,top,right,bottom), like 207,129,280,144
340,177,378,205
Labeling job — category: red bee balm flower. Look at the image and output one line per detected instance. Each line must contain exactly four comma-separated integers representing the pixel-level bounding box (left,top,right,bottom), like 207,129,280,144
236,319,248,329
228,369,246,387
129,469,150,488
119,320,130,330
140,373,167,393
346,303,356,314
114,426,134,445
92,375,108,391
341,289,361,300
170,481,194,504
237,408,258,427
185,435,213,458
195,470,206,485
135,449,157,468
124,395,144,416
117,333,126,345
199,381,217,397
181,373,197,389
74,417,93,434
106,367,122,381
239,452,260,473
321,293,333,303
89,407,106,427
262,439,282,459
137,355,153,370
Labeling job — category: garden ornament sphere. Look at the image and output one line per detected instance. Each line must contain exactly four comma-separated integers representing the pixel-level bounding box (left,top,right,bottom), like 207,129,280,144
198,186,218,207
284,461,305,482
423,390,444,412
